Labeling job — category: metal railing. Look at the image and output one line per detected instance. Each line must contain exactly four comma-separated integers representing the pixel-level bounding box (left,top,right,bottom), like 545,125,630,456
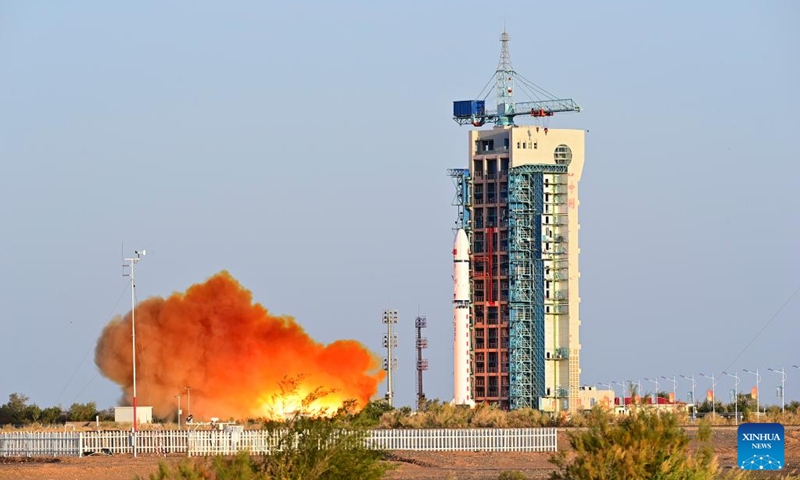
0,428,558,457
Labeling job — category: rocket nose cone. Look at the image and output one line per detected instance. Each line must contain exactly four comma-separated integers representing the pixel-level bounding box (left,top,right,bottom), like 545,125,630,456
454,229,470,260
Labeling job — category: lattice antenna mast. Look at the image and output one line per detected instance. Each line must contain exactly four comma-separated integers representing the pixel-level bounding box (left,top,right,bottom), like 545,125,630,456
452,30,581,127
496,30,515,126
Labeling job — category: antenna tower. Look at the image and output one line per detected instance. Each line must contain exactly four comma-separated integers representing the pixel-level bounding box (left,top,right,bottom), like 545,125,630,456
415,315,429,410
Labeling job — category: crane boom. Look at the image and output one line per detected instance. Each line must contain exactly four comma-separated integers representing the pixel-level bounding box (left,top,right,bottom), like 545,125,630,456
453,98,581,126
453,31,581,127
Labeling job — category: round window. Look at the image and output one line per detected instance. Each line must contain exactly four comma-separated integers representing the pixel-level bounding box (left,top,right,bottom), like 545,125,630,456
554,144,572,165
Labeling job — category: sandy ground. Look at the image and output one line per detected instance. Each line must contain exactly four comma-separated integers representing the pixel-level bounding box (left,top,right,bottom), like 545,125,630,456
1,427,798,480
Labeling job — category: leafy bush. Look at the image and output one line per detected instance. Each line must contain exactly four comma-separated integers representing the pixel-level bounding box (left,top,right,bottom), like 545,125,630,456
498,470,528,480
549,407,717,480
377,400,557,429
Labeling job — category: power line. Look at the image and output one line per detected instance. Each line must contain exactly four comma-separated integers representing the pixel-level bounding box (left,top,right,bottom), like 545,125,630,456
720,283,800,374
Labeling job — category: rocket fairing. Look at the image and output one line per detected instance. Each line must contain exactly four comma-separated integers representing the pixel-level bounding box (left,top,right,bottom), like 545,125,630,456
453,228,474,406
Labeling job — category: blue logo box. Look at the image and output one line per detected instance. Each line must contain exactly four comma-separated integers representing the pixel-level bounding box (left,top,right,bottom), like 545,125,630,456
738,423,784,470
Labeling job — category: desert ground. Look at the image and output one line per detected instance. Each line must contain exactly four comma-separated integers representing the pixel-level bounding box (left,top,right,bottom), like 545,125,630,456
1,427,798,480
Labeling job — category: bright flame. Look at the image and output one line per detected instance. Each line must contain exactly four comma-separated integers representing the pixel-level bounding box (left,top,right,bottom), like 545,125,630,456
95,271,385,421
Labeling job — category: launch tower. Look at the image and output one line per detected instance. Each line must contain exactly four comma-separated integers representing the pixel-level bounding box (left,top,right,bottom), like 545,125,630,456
449,31,585,413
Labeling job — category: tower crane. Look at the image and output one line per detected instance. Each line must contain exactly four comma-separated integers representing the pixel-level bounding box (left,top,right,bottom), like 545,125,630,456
453,31,581,127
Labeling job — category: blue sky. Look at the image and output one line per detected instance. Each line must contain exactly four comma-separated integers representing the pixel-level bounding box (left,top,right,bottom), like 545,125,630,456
1,1,798,412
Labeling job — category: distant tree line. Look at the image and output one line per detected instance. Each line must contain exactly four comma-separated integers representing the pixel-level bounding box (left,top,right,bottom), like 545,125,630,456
0,393,114,426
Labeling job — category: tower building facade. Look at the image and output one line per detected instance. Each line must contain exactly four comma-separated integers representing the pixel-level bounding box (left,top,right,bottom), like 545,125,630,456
467,127,583,412
450,32,584,412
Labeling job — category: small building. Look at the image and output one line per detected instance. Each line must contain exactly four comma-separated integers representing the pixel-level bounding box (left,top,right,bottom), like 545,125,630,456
114,406,153,425
576,386,615,411
614,396,687,415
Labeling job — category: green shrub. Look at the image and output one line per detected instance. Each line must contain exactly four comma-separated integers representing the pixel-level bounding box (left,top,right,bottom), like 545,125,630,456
549,408,718,480
498,470,528,480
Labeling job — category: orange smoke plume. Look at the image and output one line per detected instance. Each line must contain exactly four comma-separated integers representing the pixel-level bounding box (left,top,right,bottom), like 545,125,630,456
95,271,385,421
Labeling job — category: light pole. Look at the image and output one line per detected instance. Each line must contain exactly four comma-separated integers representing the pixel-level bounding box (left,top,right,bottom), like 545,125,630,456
743,369,761,418
175,395,181,430
723,371,740,424
629,380,642,404
768,367,786,414
645,377,661,405
382,310,398,407
680,374,697,420
598,382,613,409
597,382,613,393
123,249,146,457
662,376,678,403
185,386,191,420
612,380,626,411
699,372,717,415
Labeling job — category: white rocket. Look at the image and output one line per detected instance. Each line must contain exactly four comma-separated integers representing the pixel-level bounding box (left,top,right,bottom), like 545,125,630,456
453,228,474,406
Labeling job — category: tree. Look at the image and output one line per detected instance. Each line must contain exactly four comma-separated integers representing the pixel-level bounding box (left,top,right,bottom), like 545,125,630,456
39,406,64,425
98,406,115,422
67,402,98,422
136,376,392,480
0,393,31,425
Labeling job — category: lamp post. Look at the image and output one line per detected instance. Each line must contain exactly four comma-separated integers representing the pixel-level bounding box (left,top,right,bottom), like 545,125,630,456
612,380,626,411
122,249,146,457
661,376,678,403
699,372,717,415
598,382,614,409
743,369,761,418
723,371,740,424
597,382,613,393
627,380,642,404
382,310,398,407
175,395,181,430
680,374,697,420
644,377,661,405
185,386,191,419
768,367,786,414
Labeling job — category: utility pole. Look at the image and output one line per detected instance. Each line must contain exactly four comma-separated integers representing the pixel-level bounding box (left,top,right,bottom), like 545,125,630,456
382,310,398,407
415,315,428,411
122,249,146,457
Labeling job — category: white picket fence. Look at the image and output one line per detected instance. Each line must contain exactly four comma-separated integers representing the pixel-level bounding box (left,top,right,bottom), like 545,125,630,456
367,428,556,452
0,428,557,457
